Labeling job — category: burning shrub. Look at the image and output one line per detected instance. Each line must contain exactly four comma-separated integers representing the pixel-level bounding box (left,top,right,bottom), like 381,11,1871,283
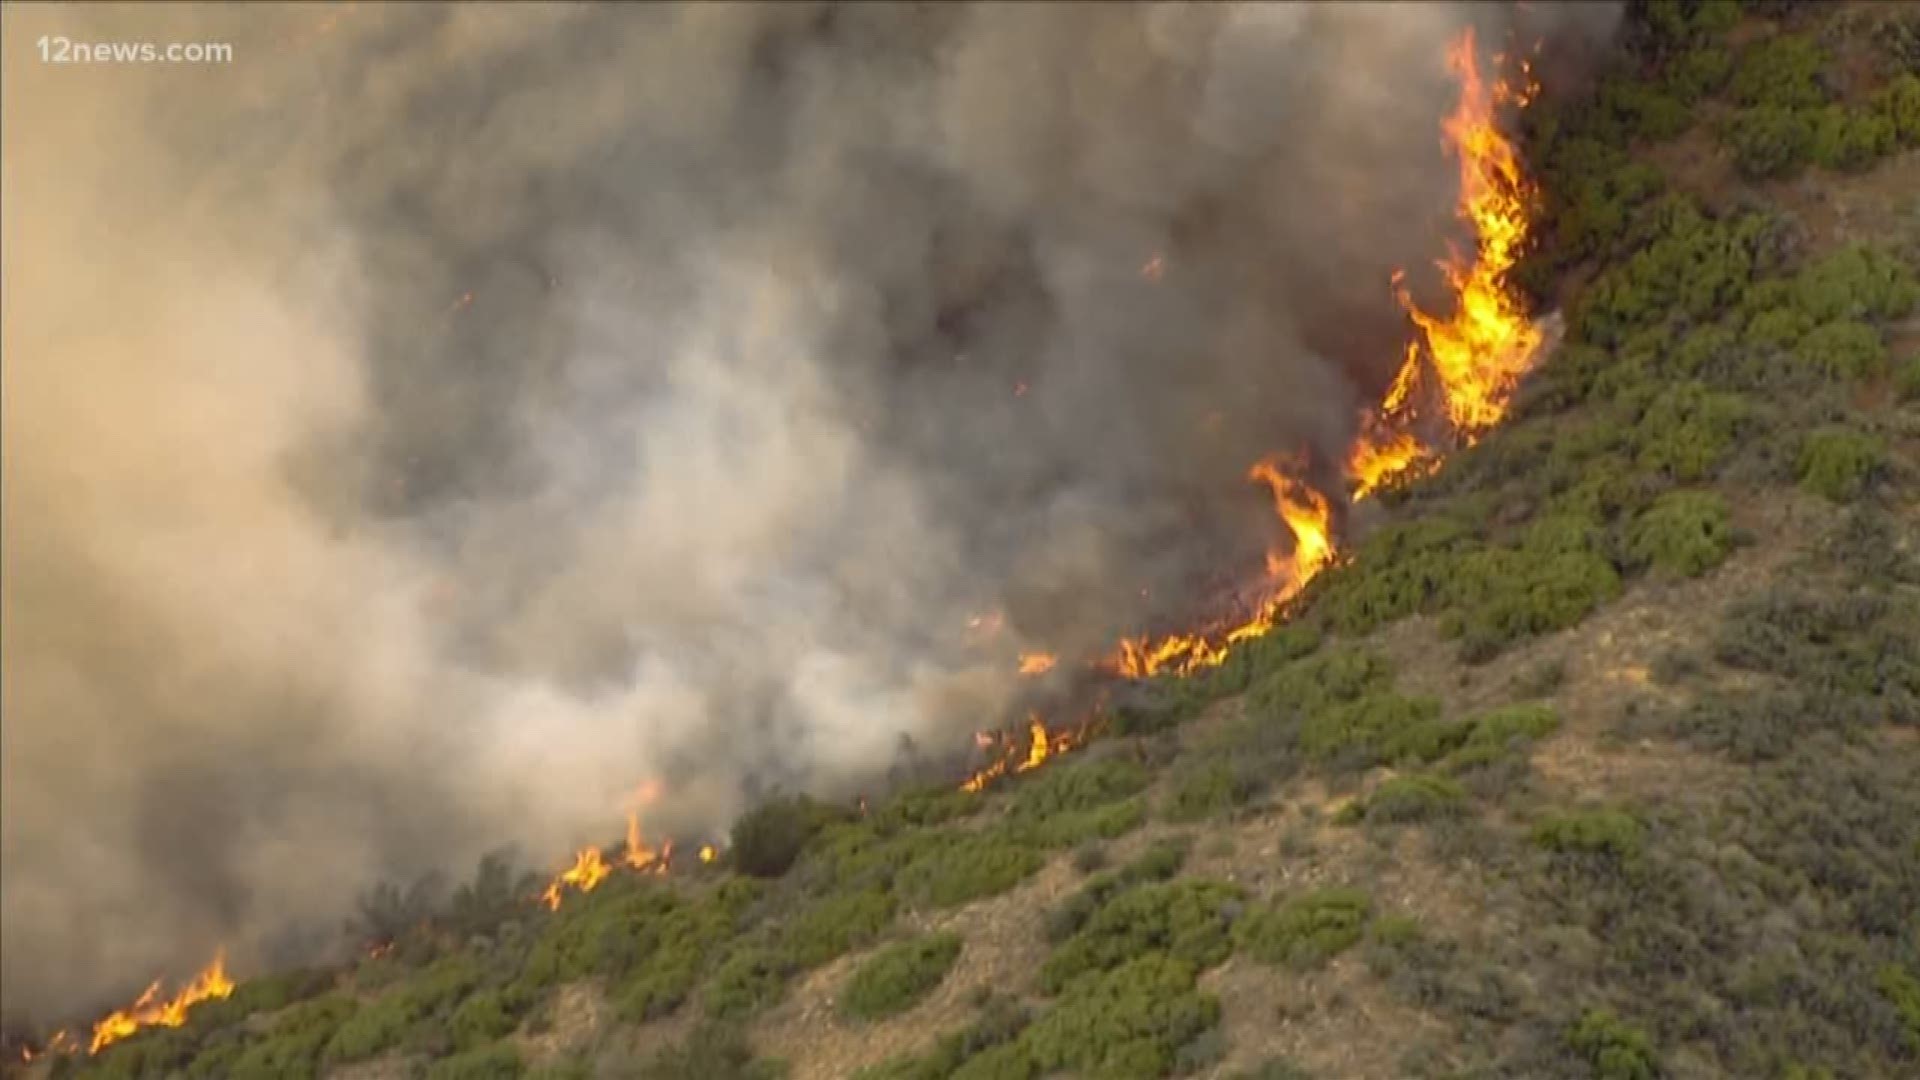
1234,888,1373,969
1566,1008,1661,1080
895,832,1044,909
838,932,964,1021
729,794,849,879
1019,956,1221,1080
1628,490,1733,577
1797,428,1885,501
1038,879,1244,993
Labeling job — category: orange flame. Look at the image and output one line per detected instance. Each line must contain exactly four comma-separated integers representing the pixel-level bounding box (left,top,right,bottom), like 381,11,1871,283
1017,652,1058,676
699,844,718,864
539,847,612,911
88,951,234,1055
960,714,1088,792
1388,26,1542,442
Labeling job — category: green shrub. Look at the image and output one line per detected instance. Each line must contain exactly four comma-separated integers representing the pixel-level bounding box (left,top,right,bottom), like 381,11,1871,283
1793,246,1919,323
1573,201,1774,347
448,989,524,1052
1798,428,1884,501
1039,879,1244,992
1533,809,1644,862
1359,774,1468,824
1161,761,1259,822
638,1021,785,1080
1006,758,1151,847
1021,956,1221,1080
1795,320,1887,380
731,795,845,879
840,933,964,1021
1729,34,1829,110
425,1043,523,1080
1807,105,1898,171
1235,889,1372,969
226,994,357,1080
1047,839,1191,944
784,887,897,969
1635,382,1750,482
896,833,1045,909
1567,1009,1660,1080
1875,73,1920,143
1724,105,1813,178
703,946,793,1020
855,994,1033,1080
1878,964,1920,1049
1629,490,1733,577
608,880,763,1021
1898,358,1920,402
1713,588,1920,705
1299,692,1458,767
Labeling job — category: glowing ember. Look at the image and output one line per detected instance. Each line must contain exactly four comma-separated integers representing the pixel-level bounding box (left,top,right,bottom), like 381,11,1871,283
1017,651,1058,676
88,951,234,1055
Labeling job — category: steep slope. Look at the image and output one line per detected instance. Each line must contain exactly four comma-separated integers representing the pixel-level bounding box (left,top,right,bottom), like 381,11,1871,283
16,2,1920,1078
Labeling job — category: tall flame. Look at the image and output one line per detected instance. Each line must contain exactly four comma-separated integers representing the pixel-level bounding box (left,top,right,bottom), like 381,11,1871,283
1089,29,1544,694
539,847,612,911
88,951,234,1055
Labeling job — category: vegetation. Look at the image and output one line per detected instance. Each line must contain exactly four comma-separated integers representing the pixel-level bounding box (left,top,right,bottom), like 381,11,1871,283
42,5,1920,1079
839,933,964,1021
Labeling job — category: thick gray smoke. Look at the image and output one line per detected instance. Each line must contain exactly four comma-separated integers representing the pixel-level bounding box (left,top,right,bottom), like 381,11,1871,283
0,2,1620,1021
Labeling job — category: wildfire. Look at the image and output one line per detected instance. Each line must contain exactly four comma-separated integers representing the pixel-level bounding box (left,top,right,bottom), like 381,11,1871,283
961,714,1082,792
1017,651,1058,676
1077,30,1543,691
539,847,612,911
1384,26,1542,444
88,951,234,1055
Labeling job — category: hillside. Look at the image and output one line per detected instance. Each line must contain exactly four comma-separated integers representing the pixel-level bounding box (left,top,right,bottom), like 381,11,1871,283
15,2,1920,1078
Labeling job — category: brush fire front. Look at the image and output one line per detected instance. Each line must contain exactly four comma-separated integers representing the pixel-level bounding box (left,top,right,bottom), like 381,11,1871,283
9,22,1554,1070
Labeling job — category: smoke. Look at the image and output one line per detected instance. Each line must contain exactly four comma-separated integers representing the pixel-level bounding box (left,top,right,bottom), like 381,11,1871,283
0,1,1620,1021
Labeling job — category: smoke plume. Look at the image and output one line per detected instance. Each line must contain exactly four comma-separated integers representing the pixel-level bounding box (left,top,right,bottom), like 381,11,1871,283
0,1,1619,1021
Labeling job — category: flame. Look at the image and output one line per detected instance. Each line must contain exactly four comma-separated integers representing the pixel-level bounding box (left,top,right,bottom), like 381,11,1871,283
539,847,612,911
622,783,669,872
1017,651,1058,676
88,951,234,1055
1390,26,1541,441
1075,30,1542,690
960,714,1088,791
699,844,718,864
